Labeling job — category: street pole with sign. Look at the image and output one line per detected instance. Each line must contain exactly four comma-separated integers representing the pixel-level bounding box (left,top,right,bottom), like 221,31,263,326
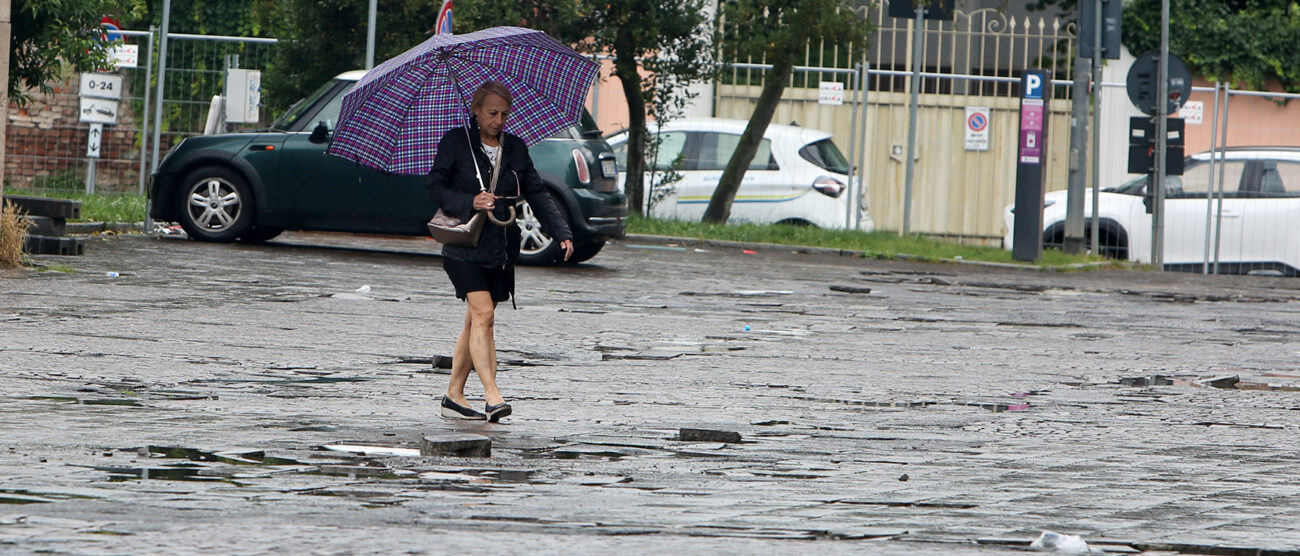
78,73,122,193
1013,70,1051,262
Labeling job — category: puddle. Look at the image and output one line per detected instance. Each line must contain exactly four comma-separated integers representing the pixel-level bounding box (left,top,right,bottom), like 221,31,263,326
143,446,304,466
26,396,144,407
549,445,656,459
98,466,225,482
322,444,421,457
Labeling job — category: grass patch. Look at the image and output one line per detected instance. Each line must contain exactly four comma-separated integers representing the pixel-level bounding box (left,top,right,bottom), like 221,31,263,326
626,215,1111,268
2,189,147,224
1,200,30,268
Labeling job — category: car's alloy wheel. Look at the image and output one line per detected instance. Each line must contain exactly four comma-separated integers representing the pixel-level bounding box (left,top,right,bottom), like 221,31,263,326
177,166,253,242
516,199,565,265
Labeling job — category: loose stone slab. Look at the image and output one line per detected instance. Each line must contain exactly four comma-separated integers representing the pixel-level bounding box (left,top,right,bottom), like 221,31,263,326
679,428,742,443
420,433,492,458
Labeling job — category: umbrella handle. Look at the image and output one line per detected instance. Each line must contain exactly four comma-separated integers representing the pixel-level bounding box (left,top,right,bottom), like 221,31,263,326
487,205,516,227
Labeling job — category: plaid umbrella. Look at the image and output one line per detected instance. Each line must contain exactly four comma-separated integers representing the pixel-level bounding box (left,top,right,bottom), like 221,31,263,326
325,26,600,175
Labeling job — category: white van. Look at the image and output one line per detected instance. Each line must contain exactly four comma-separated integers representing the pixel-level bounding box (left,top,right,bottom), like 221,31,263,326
606,118,873,230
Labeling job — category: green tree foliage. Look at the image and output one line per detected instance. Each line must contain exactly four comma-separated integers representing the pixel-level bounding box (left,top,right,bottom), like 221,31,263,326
461,0,715,216
256,0,451,116
9,0,144,106
1122,0,1300,93
702,0,871,224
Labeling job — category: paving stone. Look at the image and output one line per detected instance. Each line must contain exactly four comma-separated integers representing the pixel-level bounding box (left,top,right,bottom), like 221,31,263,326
420,433,492,458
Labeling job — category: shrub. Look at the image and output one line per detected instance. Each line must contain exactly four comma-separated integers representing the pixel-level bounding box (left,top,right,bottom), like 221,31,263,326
0,201,30,268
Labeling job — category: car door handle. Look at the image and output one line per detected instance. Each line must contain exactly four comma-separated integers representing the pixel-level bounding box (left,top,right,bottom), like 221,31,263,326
1219,211,1239,218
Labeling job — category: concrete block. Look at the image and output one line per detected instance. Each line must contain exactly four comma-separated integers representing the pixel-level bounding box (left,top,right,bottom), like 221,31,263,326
6,195,81,219
24,235,85,256
25,216,67,237
420,433,491,458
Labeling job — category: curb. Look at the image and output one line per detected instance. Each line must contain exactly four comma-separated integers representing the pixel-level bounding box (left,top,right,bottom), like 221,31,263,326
621,233,1119,273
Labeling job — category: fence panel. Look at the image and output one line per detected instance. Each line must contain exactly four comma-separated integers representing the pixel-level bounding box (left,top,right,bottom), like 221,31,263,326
3,30,278,209
717,2,1074,244
5,30,155,197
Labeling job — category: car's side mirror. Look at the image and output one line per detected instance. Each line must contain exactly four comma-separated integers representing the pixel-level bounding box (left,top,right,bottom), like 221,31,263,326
308,121,331,144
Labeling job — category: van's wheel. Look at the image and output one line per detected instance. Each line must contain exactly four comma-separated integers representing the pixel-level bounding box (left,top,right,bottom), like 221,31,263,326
176,165,253,242
516,199,566,265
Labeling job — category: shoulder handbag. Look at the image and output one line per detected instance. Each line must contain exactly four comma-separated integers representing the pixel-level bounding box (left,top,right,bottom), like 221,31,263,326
427,132,506,247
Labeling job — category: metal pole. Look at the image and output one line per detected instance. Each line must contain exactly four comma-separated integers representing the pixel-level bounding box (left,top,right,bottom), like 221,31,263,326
1089,0,1102,255
1212,83,1230,274
846,64,860,230
903,6,925,235
1151,0,1170,268
856,61,870,231
137,26,154,196
85,160,96,194
1202,81,1221,273
150,0,171,173
1064,53,1089,253
365,0,377,69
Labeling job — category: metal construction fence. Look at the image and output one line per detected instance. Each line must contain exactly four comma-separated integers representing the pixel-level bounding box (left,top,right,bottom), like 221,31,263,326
5,19,1300,275
3,29,277,203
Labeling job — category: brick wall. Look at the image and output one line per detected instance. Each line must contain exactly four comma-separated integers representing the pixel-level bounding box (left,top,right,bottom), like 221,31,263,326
6,76,144,192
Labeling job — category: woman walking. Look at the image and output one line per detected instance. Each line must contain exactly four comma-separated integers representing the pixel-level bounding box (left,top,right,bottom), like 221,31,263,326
427,81,574,422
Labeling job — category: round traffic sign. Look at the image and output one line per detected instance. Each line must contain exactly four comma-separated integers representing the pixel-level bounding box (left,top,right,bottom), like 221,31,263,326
967,112,988,132
1125,51,1193,116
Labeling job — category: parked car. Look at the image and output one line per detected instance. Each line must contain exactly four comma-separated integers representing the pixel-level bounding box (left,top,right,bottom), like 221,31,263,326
1004,147,1300,275
605,118,873,230
149,70,626,264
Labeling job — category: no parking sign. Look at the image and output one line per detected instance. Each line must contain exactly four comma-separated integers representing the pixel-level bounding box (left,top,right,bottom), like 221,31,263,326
965,107,990,151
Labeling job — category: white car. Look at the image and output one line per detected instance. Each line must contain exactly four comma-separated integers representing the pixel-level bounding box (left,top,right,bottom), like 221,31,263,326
1005,147,1300,275
606,118,873,230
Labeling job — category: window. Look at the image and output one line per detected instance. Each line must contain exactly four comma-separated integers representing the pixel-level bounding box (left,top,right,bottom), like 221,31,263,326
1172,159,1246,197
1260,161,1300,197
612,131,687,171
799,139,851,174
694,133,777,171
652,131,688,171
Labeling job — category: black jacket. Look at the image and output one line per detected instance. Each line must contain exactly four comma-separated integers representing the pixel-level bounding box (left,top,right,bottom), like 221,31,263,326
426,124,572,267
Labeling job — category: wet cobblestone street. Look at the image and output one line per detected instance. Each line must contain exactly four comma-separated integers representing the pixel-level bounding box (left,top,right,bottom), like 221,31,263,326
3,233,1300,555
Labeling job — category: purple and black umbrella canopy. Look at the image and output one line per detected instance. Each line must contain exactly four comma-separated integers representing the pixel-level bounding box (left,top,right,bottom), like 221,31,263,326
325,26,600,175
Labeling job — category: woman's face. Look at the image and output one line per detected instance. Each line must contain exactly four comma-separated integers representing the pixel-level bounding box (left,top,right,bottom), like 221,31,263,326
473,92,511,139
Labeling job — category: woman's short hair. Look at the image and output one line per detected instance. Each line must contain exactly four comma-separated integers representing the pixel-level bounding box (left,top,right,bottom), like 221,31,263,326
471,81,513,109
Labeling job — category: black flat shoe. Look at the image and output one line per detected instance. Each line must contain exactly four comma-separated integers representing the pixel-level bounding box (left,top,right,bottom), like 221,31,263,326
485,402,512,423
441,396,486,420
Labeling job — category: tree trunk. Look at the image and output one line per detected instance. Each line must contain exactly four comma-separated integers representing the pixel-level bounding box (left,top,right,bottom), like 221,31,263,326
613,35,648,216
702,59,792,224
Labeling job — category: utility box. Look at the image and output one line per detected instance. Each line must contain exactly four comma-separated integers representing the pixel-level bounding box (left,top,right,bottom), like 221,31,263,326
224,69,262,124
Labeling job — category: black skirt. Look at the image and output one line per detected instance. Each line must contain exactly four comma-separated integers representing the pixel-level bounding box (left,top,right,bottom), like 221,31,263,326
443,257,513,303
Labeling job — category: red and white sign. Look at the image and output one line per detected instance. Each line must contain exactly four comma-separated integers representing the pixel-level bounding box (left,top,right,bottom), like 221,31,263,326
818,82,844,105
965,106,990,151
1179,100,1204,124
434,1,453,35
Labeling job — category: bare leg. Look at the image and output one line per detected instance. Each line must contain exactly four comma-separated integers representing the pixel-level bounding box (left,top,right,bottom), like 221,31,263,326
465,290,503,406
445,308,474,406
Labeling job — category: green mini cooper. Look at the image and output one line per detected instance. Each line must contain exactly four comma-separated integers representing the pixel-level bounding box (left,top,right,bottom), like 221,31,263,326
149,71,626,264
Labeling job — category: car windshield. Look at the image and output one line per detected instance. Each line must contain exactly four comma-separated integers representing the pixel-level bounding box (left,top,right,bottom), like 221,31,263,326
1109,156,1200,194
270,80,342,131
551,110,601,139
799,139,851,174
